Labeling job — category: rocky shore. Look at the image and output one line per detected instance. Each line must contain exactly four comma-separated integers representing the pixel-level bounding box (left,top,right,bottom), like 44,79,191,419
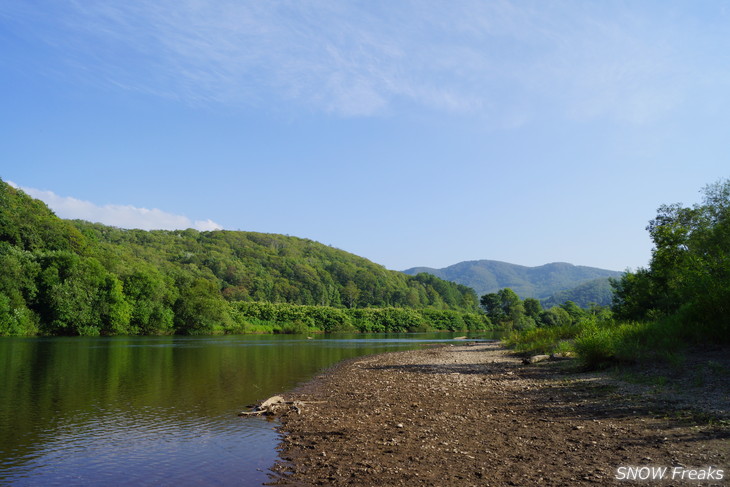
267,342,729,486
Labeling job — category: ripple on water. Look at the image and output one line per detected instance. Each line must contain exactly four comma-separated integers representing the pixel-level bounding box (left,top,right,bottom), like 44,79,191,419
1,334,499,485
1,408,280,486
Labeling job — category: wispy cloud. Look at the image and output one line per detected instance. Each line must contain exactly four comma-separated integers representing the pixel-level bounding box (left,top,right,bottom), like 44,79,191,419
1,0,722,125
9,182,222,231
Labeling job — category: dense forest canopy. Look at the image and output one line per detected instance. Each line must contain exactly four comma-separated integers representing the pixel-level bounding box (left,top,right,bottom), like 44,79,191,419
0,179,483,336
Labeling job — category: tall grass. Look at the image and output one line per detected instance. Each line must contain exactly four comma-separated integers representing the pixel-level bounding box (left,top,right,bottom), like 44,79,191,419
573,321,647,369
574,311,703,369
503,324,581,356
506,313,703,370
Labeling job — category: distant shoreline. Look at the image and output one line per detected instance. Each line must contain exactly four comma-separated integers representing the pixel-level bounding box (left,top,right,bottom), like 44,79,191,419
268,342,728,486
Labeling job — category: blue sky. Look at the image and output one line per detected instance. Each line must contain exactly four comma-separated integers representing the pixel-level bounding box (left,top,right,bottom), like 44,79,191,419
1,1,728,272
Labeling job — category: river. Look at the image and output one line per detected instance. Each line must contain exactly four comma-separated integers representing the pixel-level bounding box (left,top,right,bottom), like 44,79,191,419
0,332,499,485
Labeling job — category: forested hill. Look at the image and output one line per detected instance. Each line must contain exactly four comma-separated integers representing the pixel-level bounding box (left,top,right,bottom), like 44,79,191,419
0,179,480,335
539,278,616,308
403,260,622,302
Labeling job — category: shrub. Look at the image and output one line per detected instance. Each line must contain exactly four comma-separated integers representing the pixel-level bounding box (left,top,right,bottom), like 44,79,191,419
504,324,580,356
573,321,650,369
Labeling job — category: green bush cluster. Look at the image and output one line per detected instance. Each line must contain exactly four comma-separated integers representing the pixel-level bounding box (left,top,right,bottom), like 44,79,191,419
231,301,492,334
572,320,648,368
480,287,610,332
504,324,581,356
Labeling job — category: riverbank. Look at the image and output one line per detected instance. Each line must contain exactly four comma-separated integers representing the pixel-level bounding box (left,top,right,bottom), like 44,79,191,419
268,342,729,486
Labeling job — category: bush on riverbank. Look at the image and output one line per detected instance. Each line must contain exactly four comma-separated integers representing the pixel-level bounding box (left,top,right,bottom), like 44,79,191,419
503,324,580,356
504,316,686,369
506,179,730,369
230,301,493,334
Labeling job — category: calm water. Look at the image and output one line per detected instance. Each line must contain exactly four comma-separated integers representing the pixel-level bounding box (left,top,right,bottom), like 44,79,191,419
0,332,498,486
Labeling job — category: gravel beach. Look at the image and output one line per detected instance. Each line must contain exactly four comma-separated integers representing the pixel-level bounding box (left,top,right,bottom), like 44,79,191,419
267,342,729,486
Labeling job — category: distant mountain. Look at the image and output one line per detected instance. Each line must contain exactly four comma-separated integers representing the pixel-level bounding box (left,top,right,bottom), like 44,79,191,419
402,260,622,304
540,277,616,308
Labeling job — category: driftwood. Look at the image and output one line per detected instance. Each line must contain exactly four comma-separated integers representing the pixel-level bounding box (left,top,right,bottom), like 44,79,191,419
260,395,286,409
522,354,551,364
522,352,576,365
239,395,290,417
238,396,323,417
549,352,575,360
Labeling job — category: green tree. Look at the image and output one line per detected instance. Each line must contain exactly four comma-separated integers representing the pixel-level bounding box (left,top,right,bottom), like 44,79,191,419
499,288,525,325
174,278,232,334
481,288,525,328
97,275,132,334
559,300,585,324
0,293,37,335
342,281,360,308
612,179,730,342
523,298,542,320
610,269,658,321
123,270,176,334
480,292,504,322
539,306,572,327
35,252,131,335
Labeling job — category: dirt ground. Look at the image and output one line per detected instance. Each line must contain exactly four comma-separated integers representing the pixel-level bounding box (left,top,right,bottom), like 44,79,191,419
266,342,729,486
